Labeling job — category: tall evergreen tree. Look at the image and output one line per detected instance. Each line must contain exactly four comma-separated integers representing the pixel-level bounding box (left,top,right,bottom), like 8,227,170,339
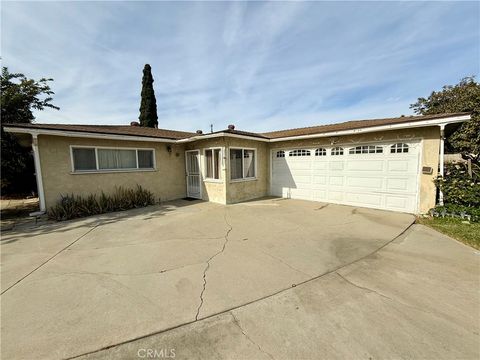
138,64,158,128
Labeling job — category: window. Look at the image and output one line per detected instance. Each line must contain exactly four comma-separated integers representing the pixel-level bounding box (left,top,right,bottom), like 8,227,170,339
71,147,155,172
315,148,326,156
205,148,221,180
138,150,154,169
98,149,136,170
276,150,285,158
230,148,256,180
349,145,383,154
391,143,409,153
72,148,96,171
331,147,344,156
289,149,311,157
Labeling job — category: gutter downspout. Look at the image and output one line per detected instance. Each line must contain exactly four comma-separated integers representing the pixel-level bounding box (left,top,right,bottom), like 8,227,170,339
31,134,46,213
439,124,446,206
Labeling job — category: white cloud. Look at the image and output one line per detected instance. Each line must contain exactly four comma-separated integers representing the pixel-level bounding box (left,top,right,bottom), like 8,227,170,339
2,1,478,132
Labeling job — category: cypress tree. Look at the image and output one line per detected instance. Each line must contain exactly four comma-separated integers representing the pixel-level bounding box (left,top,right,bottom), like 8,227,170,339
139,64,158,128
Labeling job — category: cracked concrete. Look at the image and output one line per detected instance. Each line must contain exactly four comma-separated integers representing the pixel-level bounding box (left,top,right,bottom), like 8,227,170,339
195,209,233,320
230,312,275,360
77,222,479,360
5,198,468,360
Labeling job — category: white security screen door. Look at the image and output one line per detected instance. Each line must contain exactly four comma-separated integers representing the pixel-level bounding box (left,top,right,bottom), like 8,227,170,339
186,150,201,199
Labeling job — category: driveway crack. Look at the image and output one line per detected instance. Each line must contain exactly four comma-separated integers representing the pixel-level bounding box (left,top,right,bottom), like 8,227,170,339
335,272,435,315
230,312,275,360
194,208,233,320
257,247,311,278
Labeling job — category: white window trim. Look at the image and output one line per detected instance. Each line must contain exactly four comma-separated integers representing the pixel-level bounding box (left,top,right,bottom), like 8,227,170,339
70,145,156,174
203,147,223,182
229,147,257,182
348,145,384,155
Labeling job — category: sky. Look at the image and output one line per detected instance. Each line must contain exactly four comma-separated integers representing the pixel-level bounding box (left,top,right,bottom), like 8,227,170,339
2,1,479,133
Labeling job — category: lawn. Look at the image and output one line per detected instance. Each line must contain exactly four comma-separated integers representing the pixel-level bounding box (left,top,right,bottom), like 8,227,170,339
417,217,480,250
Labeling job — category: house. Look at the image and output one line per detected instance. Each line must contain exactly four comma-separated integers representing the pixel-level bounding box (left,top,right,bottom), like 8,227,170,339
4,112,470,215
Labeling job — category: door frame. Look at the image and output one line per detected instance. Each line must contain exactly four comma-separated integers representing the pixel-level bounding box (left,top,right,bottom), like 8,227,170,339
185,149,202,199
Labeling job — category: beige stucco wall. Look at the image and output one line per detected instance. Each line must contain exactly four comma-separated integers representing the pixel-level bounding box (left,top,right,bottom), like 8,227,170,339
185,138,227,204
224,138,269,204
37,126,440,213
184,137,269,204
38,135,187,209
269,126,441,213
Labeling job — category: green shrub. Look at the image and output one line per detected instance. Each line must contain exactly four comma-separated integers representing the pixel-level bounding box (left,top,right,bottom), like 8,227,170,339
48,185,155,221
431,162,480,222
434,162,480,208
430,204,480,223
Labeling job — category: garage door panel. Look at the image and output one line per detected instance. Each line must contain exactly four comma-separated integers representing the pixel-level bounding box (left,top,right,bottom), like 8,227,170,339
271,141,419,213
328,191,343,201
290,188,312,199
387,159,418,173
313,190,327,201
313,176,327,185
329,162,344,171
346,192,383,206
312,161,328,170
286,160,311,170
386,178,416,191
385,195,414,210
329,176,344,186
292,176,311,185
346,160,383,171
346,177,383,189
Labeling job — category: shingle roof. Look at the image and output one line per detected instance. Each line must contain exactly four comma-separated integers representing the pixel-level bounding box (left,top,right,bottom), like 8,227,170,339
3,112,469,142
3,123,196,140
205,128,270,139
260,112,469,139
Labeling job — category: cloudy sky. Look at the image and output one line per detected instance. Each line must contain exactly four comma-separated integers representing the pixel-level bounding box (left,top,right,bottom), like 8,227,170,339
2,1,478,132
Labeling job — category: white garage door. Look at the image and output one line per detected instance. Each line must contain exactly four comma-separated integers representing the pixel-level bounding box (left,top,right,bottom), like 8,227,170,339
271,141,420,213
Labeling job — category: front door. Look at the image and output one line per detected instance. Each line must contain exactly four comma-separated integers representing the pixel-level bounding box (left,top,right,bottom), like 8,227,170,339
186,150,201,199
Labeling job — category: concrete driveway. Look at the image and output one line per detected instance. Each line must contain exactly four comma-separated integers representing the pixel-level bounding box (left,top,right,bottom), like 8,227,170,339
1,198,478,359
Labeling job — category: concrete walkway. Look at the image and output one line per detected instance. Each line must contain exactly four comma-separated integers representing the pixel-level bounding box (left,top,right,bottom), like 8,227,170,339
1,199,478,359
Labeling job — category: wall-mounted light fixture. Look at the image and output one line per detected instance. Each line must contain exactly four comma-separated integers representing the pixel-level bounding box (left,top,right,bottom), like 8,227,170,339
166,145,172,153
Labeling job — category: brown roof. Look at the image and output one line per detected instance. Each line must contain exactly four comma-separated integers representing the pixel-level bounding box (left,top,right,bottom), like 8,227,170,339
3,123,196,140
261,112,470,139
205,128,270,139
3,112,469,141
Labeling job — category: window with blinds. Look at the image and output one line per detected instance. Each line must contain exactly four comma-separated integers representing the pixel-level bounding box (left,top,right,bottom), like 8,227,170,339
71,147,155,172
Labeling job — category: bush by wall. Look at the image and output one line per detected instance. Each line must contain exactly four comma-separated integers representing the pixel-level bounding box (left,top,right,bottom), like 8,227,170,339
432,162,480,222
434,162,480,207
48,185,155,221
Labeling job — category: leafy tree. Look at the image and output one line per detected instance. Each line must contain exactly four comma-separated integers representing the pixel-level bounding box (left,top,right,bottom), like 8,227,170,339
138,64,158,128
410,76,480,160
1,67,59,193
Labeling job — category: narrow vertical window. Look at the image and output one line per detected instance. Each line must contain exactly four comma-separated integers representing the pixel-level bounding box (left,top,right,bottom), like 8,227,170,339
230,149,243,180
205,148,221,180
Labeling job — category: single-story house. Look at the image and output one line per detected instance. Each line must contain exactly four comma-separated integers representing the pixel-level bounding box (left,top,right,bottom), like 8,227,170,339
4,112,470,215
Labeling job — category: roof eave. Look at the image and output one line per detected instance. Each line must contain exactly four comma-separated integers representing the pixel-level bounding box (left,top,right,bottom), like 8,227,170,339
268,114,471,142
3,126,179,143
3,113,470,144
176,132,270,143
